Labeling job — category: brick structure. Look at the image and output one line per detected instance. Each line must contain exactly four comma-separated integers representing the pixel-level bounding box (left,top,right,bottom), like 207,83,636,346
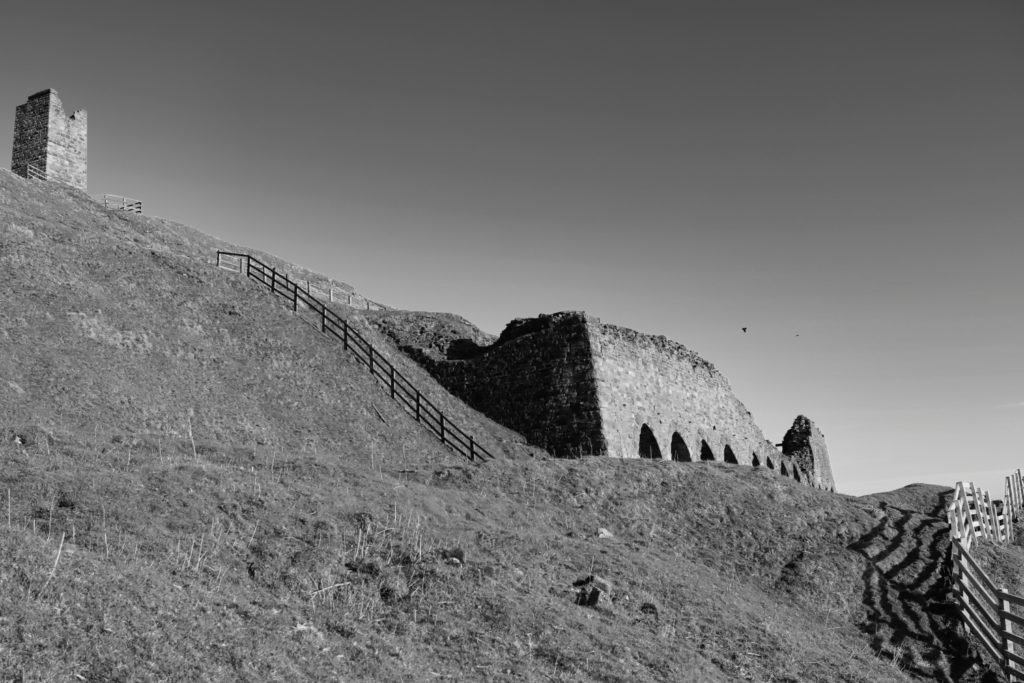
11,89,87,190
375,310,836,491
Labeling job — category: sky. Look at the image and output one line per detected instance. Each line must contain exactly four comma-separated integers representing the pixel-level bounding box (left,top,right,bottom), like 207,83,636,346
2,1,1022,496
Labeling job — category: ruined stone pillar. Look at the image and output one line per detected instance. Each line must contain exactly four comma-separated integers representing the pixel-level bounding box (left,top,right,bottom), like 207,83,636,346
10,89,87,191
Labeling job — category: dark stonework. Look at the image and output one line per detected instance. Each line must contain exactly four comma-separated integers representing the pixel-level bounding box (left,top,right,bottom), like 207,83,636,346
10,89,87,190
781,415,836,491
396,312,606,457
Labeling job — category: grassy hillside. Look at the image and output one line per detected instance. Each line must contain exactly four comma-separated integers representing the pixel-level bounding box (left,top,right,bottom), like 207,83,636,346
0,170,1006,681
0,169,534,462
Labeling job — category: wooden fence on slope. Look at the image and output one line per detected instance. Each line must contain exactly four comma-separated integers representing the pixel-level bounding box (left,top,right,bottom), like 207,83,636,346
1005,469,1024,531
215,250,494,463
103,194,143,214
948,480,1023,680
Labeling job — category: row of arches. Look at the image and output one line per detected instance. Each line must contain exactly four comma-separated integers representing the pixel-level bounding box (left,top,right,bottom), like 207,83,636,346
639,425,730,463
637,423,814,485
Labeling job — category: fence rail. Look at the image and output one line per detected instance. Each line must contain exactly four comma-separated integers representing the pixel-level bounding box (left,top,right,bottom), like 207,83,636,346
104,194,143,214
948,479,1022,680
26,163,46,181
215,250,493,463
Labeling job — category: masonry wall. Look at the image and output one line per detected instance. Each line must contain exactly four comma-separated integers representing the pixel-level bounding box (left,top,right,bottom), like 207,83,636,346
586,320,780,467
11,89,87,190
407,312,606,456
384,309,834,488
10,92,49,178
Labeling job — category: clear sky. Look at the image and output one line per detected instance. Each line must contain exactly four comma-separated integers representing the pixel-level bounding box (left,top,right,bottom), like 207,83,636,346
3,1,1022,496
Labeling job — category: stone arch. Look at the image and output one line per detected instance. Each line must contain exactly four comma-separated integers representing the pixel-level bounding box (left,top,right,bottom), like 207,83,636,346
765,456,774,470
699,439,715,462
723,445,738,464
780,462,788,477
638,424,662,459
670,433,691,462
751,453,761,467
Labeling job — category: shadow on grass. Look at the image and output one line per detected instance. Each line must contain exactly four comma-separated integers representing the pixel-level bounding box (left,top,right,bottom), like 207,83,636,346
847,494,994,682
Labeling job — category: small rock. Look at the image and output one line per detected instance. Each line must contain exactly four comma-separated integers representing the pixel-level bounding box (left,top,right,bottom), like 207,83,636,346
574,574,613,608
597,528,614,539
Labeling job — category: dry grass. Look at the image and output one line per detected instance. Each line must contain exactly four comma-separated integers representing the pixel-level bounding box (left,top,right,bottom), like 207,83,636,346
0,170,1005,681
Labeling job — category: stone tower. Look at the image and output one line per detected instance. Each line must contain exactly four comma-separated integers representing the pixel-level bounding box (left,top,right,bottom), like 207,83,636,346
11,89,87,191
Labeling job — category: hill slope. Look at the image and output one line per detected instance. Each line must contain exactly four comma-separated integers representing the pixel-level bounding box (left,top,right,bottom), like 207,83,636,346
0,171,1004,682
0,169,535,462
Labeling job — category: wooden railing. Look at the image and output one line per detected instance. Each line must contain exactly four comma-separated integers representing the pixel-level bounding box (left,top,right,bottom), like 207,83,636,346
948,480,1022,680
104,194,143,214
215,250,494,462
948,481,1010,546
26,163,46,181
294,279,388,311
1006,469,1024,533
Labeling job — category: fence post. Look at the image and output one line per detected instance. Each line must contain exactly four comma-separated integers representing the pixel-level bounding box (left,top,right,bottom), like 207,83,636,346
292,283,298,312
389,366,395,398
415,391,421,422
987,491,1001,541
320,306,326,333
439,413,445,444
1002,590,1016,680
951,542,967,628
342,320,348,350
469,436,475,461
368,345,373,374
971,484,987,541
244,256,251,278
270,266,277,293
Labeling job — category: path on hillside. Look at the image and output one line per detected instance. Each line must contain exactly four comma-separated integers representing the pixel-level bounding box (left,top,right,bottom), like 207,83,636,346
849,491,991,682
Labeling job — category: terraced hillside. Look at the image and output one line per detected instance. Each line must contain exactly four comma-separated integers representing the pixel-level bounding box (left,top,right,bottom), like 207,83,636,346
0,170,1009,681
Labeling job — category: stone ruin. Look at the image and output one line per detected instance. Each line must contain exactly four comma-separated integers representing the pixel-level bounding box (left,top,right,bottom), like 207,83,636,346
374,310,836,491
10,89,87,191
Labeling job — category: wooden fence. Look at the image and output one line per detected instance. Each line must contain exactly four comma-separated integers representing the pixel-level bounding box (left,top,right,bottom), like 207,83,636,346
104,194,143,214
948,480,1023,680
295,279,387,311
26,163,46,181
1006,469,1024,532
215,250,493,463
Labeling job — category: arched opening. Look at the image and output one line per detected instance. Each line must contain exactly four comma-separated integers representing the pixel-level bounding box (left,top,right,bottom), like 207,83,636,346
699,440,715,461
670,433,691,462
751,453,761,467
793,468,802,483
780,462,788,476
766,456,774,470
638,424,662,459
723,445,738,464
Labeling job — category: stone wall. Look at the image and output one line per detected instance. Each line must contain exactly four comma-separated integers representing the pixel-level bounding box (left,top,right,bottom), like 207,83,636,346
375,309,836,489
587,320,780,468
781,415,835,491
10,91,49,178
401,312,606,456
10,89,87,191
